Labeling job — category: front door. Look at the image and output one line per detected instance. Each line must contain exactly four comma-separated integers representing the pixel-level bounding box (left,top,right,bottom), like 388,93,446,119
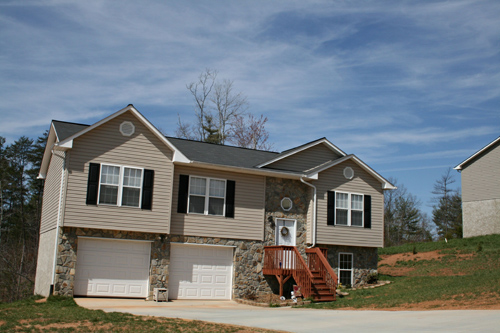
276,219,296,269
276,219,296,246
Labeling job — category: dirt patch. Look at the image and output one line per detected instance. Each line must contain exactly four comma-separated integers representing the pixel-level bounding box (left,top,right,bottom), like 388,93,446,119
0,320,5,326
378,250,474,276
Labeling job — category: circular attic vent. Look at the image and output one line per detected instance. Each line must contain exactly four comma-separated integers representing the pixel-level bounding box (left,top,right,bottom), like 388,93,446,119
343,167,354,180
281,197,293,211
120,121,135,137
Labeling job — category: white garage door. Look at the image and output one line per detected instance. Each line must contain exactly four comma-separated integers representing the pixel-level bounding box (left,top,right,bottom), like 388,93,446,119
74,238,151,298
169,244,233,300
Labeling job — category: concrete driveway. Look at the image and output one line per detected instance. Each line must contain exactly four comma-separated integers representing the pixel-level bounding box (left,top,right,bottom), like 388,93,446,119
75,298,500,333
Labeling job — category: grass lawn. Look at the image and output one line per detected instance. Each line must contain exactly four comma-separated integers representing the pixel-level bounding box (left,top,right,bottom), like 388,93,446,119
303,234,500,310
0,296,277,332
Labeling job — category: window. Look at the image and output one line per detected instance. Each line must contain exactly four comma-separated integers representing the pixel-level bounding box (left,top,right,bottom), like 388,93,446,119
335,192,363,226
338,253,353,287
98,164,143,207
86,163,154,209
188,176,226,216
327,191,371,227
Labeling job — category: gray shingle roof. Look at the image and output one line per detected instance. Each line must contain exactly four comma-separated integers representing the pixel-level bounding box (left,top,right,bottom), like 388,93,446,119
166,137,279,169
52,120,89,141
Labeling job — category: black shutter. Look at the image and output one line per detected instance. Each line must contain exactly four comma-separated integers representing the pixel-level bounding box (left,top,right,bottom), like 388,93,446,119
141,169,154,210
177,174,189,213
86,163,100,205
364,195,372,229
225,180,235,218
327,191,335,225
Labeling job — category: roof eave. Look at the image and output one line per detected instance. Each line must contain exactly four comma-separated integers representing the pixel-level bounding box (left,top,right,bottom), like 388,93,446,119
175,161,314,180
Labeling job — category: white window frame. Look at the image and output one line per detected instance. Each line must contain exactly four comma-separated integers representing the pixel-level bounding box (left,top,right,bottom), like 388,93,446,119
187,176,226,216
335,191,364,227
338,252,353,287
98,163,144,208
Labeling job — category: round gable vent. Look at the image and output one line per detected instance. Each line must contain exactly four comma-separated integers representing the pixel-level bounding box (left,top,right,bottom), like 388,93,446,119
343,167,354,180
120,121,135,137
281,197,293,211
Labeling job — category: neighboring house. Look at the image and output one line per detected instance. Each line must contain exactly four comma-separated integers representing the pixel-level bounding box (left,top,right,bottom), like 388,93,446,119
454,136,500,238
34,105,395,301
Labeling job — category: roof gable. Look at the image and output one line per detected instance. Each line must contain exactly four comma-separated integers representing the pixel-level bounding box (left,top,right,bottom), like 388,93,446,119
455,135,500,170
256,138,346,169
55,105,189,163
307,154,396,190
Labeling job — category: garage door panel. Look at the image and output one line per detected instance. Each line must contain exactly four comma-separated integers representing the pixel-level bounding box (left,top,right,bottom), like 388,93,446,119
169,244,233,300
74,238,151,298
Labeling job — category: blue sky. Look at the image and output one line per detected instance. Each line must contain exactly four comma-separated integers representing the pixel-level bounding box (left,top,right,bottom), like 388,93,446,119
1,0,499,217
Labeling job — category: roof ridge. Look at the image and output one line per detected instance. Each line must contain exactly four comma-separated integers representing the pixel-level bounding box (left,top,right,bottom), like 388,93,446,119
52,120,90,127
165,136,279,154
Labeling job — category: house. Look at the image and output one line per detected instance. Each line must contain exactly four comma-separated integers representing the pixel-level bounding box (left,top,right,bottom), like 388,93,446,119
454,136,500,238
34,105,395,301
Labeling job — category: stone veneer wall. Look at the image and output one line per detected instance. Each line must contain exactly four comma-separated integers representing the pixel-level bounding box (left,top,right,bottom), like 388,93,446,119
322,244,378,287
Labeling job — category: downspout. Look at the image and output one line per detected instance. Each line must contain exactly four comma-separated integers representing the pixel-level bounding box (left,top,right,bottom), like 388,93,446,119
300,177,317,248
51,149,67,293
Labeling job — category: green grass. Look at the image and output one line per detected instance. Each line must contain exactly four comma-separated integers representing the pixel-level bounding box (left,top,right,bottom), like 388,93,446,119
303,234,500,310
0,295,276,332
378,234,500,255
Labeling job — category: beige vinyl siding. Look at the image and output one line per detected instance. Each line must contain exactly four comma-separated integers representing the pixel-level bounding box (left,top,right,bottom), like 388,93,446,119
266,144,342,172
40,150,66,234
63,112,174,233
461,142,500,203
171,165,265,240
313,160,384,248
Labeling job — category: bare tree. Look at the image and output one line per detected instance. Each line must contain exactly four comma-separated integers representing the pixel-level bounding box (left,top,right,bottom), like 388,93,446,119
178,69,272,149
175,114,196,140
211,79,248,144
229,114,272,150
186,69,218,141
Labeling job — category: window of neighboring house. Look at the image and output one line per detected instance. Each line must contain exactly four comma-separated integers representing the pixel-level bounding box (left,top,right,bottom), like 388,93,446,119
338,252,353,287
188,176,226,216
335,192,363,226
99,164,143,207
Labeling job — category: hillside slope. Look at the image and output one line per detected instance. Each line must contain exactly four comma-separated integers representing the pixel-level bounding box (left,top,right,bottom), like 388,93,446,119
307,234,500,310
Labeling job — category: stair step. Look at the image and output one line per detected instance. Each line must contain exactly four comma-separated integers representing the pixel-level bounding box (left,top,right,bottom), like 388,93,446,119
313,295,335,302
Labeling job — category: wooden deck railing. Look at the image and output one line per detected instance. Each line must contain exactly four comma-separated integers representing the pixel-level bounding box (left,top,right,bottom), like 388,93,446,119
263,246,314,298
306,247,337,299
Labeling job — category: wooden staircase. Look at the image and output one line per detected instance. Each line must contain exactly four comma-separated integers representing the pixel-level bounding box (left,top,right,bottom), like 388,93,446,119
310,270,336,302
263,246,337,302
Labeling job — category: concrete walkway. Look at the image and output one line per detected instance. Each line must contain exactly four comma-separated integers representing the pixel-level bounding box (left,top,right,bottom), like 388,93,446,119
75,298,500,333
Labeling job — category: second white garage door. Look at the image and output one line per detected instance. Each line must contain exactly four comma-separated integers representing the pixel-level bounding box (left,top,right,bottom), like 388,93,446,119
169,244,233,300
74,238,151,298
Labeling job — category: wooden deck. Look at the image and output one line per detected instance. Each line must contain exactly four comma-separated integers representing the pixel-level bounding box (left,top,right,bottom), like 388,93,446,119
263,246,337,302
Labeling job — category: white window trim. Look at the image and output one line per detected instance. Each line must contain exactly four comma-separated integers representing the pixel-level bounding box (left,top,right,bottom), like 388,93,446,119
338,252,353,287
187,175,227,216
98,163,144,208
335,191,364,227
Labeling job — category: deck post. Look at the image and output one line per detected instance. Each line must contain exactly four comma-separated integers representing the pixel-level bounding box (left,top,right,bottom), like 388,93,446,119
276,274,292,297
